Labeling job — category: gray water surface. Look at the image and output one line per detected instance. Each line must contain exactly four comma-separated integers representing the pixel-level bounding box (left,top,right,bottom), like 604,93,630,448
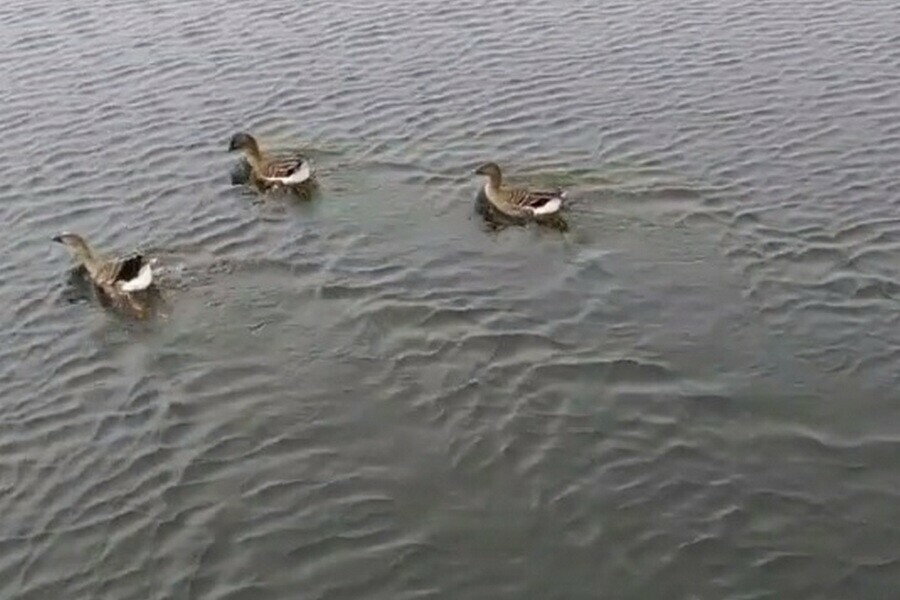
2,0,900,598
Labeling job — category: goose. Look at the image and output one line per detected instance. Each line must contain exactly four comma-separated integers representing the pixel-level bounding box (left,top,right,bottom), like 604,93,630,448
474,162,567,220
53,233,155,294
228,132,313,190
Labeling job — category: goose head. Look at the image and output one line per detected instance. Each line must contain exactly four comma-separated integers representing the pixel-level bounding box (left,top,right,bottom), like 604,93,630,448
53,232,93,261
228,132,260,155
475,162,503,187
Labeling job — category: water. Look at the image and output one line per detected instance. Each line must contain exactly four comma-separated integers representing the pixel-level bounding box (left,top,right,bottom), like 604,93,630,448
2,0,900,597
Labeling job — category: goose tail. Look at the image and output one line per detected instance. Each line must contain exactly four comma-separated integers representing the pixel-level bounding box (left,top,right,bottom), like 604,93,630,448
119,263,153,292
529,197,564,216
264,160,312,185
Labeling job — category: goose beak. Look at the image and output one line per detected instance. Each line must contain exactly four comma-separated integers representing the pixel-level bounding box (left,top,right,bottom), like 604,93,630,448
52,235,63,244
228,139,238,151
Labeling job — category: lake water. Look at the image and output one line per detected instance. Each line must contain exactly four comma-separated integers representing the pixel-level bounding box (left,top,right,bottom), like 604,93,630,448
2,0,900,597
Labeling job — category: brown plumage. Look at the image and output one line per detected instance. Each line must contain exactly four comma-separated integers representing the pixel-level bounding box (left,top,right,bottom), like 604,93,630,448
474,162,566,220
53,233,153,296
53,233,161,318
228,132,314,191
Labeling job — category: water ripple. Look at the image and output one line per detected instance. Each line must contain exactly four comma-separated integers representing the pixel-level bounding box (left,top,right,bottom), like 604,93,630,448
3,0,900,597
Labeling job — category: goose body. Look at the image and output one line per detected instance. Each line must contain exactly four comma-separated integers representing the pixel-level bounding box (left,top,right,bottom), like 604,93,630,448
261,159,312,186
228,132,314,190
475,162,566,220
53,233,155,295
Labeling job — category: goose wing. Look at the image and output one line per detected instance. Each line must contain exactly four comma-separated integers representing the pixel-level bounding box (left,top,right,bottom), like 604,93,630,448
119,262,154,292
507,186,566,216
93,255,145,287
115,255,146,282
261,154,312,185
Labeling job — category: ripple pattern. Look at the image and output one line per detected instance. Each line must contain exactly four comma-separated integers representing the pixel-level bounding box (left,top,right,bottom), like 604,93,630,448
2,0,900,598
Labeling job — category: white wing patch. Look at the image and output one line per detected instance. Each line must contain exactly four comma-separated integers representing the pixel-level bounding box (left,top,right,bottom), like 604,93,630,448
119,263,153,292
528,197,563,215
264,161,311,185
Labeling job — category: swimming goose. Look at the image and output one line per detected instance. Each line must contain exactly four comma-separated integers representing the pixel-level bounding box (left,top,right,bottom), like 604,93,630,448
53,233,155,294
475,162,567,219
228,132,313,190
